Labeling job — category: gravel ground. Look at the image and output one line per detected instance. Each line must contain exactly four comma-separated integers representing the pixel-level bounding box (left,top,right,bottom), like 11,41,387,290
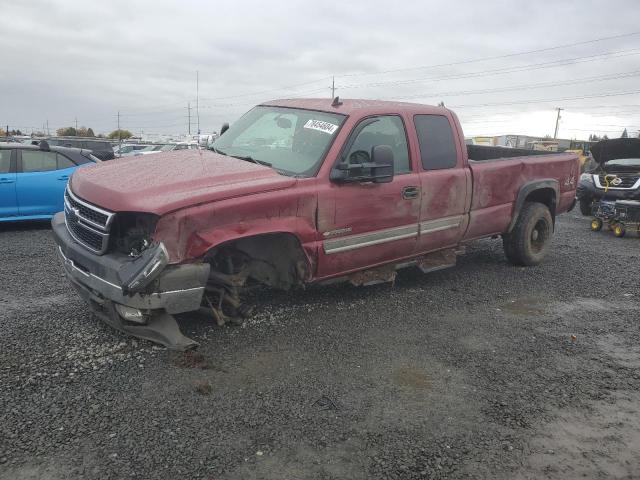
1,212,639,480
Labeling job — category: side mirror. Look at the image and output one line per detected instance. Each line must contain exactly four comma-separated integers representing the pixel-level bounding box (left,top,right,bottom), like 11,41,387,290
39,140,50,151
220,123,230,136
370,145,394,183
330,145,395,184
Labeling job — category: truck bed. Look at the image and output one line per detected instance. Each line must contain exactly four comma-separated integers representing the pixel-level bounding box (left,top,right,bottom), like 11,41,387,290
467,145,550,161
463,149,579,240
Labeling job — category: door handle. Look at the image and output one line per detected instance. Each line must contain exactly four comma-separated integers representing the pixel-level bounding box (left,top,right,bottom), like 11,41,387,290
402,186,420,200
0,177,14,184
58,175,69,180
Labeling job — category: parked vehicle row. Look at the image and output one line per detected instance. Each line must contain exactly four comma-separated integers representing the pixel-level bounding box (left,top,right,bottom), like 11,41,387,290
0,141,98,222
46,137,115,161
116,142,197,157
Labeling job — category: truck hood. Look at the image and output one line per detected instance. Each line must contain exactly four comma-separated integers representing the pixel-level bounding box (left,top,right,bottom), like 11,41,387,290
70,150,297,214
591,138,640,165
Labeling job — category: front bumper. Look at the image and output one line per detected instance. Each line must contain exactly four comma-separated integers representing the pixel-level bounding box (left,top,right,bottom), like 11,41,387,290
577,179,640,201
52,212,210,349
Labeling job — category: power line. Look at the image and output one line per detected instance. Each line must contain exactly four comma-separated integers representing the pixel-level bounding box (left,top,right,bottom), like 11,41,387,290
447,90,640,109
119,107,187,117
197,76,334,102
335,30,640,78
338,48,640,90
389,69,640,101
188,32,640,106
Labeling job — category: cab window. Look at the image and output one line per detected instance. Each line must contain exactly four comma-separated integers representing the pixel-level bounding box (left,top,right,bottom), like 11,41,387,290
344,116,410,174
414,115,458,170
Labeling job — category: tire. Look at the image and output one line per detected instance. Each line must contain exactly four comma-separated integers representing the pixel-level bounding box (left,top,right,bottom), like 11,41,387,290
591,218,603,231
578,197,592,216
503,202,553,266
613,223,626,238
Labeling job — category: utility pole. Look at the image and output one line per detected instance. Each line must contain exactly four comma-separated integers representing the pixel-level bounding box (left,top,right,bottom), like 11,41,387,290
196,70,200,136
46,119,50,136
75,117,78,133
553,107,563,139
117,111,121,145
187,102,191,135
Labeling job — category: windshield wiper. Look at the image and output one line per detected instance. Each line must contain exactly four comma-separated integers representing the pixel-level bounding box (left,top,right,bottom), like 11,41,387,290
229,154,272,168
211,147,272,168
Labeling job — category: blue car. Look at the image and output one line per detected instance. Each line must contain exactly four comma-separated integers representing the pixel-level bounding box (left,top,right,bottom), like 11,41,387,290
0,141,99,222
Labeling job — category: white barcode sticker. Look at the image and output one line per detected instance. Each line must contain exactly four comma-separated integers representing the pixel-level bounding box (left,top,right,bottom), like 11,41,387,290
303,119,338,134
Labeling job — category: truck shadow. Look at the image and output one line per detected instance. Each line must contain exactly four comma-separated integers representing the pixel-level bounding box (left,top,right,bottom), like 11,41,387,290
0,220,51,232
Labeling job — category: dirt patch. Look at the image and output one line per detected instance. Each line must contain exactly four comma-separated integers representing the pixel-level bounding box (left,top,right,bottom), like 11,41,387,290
391,366,431,390
194,380,213,395
516,390,640,480
170,350,213,370
501,297,545,316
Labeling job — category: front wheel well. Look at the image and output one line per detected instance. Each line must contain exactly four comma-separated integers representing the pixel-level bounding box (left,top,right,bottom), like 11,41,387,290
203,233,311,290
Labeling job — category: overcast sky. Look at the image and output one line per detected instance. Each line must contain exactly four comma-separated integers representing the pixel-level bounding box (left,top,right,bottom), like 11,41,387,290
1,0,639,139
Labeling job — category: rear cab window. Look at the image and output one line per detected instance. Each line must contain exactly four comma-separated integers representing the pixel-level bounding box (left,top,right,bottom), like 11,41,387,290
414,115,458,170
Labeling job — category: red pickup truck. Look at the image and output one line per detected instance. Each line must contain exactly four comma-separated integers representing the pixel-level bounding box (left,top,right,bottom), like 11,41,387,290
52,98,579,349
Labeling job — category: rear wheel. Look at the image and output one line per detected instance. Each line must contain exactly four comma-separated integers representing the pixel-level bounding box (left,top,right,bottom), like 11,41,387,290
503,202,553,266
579,197,592,216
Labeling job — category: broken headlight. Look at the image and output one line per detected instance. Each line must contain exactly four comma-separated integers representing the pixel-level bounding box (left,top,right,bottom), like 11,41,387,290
118,242,169,295
111,212,160,257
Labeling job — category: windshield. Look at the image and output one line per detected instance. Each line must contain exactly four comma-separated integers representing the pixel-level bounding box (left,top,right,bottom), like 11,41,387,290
213,106,346,176
606,158,640,168
160,144,176,151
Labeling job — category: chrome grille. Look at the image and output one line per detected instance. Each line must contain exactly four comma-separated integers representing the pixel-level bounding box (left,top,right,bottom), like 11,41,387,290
64,187,115,254
596,174,640,190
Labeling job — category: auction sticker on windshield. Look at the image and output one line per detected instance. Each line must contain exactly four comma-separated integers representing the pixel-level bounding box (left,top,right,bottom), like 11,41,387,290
304,119,338,134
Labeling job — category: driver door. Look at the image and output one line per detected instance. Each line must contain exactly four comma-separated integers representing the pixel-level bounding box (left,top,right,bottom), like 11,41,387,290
316,115,421,278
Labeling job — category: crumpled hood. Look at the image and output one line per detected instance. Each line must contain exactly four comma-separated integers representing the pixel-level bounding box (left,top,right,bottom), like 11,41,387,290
70,150,297,214
591,138,640,164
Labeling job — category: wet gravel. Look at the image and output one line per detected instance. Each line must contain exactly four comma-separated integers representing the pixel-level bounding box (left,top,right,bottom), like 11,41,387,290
1,213,639,479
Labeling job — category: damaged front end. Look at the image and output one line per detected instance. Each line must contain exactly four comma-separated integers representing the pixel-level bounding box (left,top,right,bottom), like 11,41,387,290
199,235,310,327
52,208,210,350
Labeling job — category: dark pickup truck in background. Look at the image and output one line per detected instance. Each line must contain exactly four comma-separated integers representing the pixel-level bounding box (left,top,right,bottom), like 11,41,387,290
577,138,640,215
52,98,579,348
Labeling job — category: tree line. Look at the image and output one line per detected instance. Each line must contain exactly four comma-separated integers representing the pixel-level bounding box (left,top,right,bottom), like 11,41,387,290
54,126,133,140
